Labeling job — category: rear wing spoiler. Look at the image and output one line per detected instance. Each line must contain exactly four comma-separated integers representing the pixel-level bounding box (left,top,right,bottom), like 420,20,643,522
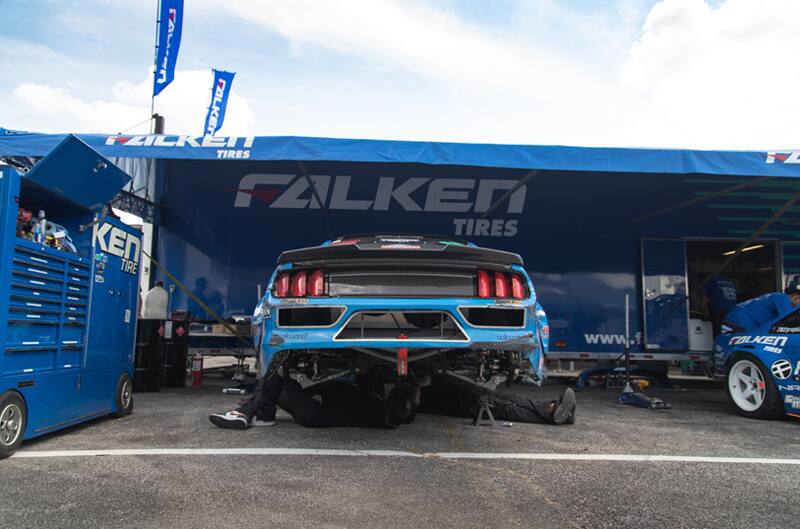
277,242,523,267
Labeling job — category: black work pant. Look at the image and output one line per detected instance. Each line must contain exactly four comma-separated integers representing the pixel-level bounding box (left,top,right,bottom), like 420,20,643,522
236,373,382,428
419,378,554,424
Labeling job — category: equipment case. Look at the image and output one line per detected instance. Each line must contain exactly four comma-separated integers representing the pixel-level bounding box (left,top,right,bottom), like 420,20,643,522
0,136,140,455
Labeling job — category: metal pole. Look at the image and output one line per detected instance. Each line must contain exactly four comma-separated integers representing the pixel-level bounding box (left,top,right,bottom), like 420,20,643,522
623,293,632,393
150,0,162,133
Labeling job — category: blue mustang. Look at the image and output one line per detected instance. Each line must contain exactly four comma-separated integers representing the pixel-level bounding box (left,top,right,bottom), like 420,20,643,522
715,306,800,419
251,235,548,391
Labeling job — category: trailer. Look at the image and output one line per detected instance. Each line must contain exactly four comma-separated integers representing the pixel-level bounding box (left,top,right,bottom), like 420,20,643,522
1,131,799,371
0,136,140,458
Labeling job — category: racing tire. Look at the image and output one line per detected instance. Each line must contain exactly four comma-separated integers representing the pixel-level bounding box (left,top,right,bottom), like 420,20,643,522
0,391,27,459
112,373,134,418
725,353,783,420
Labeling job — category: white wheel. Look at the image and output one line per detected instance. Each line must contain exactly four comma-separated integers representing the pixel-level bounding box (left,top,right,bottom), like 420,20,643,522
725,354,782,419
728,359,766,412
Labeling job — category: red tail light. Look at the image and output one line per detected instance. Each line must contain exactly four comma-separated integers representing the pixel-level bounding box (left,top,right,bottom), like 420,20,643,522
477,270,492,298
290,271,307,297
511,274,525,299
275,273,290,297
308,269,325,296
494,272,509,298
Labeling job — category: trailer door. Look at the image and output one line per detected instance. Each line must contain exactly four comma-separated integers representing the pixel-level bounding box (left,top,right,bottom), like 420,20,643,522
641,239,689,351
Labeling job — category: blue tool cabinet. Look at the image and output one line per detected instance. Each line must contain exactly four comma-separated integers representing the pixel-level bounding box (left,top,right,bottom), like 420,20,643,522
0,136,140,457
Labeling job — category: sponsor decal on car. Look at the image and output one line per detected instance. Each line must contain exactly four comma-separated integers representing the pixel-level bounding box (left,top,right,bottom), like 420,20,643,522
778,384,800,392
771,359,793,380
772,326,800,334
764,346,784,354
728,335,788,347
785,395,800,409
279,298,309,305
380,244,421,249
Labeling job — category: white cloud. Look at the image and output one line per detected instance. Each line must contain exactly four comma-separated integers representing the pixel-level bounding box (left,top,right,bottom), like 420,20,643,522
619,0,800,149
2,0,798,149
10,69,256,136
210,0,592,99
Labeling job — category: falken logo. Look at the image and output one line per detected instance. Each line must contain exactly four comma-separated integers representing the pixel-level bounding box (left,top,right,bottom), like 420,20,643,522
766,152,800,164
105,135,254,159
105,135,254,148
728,335,788,347
205,79,227,136
156,8,178,86
94,223,141,275
233,173,527,213
234,174,526,237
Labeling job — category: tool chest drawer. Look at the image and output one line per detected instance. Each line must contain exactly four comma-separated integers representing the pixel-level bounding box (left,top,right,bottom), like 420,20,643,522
2,348,55,376
5,321,59,348
67,263,90,278
8,308,61,323
10,284,63,302
61,324,86,347
10,296,62,311
12,271,64,291
14,245,66,269
12,258,65,279
65,293,87,305
65,283,89,296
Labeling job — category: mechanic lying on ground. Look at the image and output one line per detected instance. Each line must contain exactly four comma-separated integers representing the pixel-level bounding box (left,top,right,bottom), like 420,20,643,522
210,369,577,429
722,283,800,332
210,368,417,429
418,376,576,425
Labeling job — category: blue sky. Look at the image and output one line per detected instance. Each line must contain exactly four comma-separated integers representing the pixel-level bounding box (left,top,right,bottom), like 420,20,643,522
0,0,797,149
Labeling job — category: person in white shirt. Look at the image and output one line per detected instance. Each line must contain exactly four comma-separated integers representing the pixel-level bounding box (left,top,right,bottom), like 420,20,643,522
141,280,169,320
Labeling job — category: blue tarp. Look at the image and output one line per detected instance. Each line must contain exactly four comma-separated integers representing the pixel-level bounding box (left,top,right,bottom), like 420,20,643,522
1,128,798,178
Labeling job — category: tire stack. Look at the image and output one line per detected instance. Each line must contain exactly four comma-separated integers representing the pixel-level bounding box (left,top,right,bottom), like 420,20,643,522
162,318,189,388
133,319,163,393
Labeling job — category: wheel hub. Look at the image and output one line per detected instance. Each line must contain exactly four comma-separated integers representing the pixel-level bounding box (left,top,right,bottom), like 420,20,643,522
0,404,22,447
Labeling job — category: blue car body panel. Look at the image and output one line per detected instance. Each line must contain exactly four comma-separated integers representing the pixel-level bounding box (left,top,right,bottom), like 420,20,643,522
252,256,549,381
714,308,800,417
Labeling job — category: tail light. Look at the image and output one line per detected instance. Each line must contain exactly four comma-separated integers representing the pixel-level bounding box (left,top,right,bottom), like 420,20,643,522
511,274,525,299
275,269,327,298
290,271,307,297
308,269,325,296
275,273,290,297
494,272,509,298
477,270,492,298
476,270,527,299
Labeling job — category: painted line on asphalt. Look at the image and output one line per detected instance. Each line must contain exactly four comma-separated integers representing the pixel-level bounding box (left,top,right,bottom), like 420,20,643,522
11,448,800,465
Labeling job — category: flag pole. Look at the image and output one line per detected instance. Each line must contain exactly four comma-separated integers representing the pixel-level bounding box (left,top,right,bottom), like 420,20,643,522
150,0,162,133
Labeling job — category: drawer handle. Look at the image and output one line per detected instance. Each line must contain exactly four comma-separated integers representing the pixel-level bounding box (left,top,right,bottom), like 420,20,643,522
27,268,48,275
26,302,42,308
30,257,48,264
26,314,41,319
30,280,46,286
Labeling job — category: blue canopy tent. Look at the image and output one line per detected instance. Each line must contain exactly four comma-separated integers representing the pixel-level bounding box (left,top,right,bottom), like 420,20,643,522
2,127,799,361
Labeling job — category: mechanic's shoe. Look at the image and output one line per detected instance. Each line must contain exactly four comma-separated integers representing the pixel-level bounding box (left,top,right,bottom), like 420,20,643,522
209,411,250,430
565,408,576,425
552,388,576,425
250,417,276,427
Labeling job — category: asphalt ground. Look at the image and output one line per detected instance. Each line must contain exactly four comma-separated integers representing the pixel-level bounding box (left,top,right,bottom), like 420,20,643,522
3,374,800,529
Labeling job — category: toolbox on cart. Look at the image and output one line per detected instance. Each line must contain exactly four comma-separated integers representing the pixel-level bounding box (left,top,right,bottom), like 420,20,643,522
0,135,141,458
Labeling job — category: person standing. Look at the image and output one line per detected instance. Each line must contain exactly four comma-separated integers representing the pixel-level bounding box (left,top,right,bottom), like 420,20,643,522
703,275,738,335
